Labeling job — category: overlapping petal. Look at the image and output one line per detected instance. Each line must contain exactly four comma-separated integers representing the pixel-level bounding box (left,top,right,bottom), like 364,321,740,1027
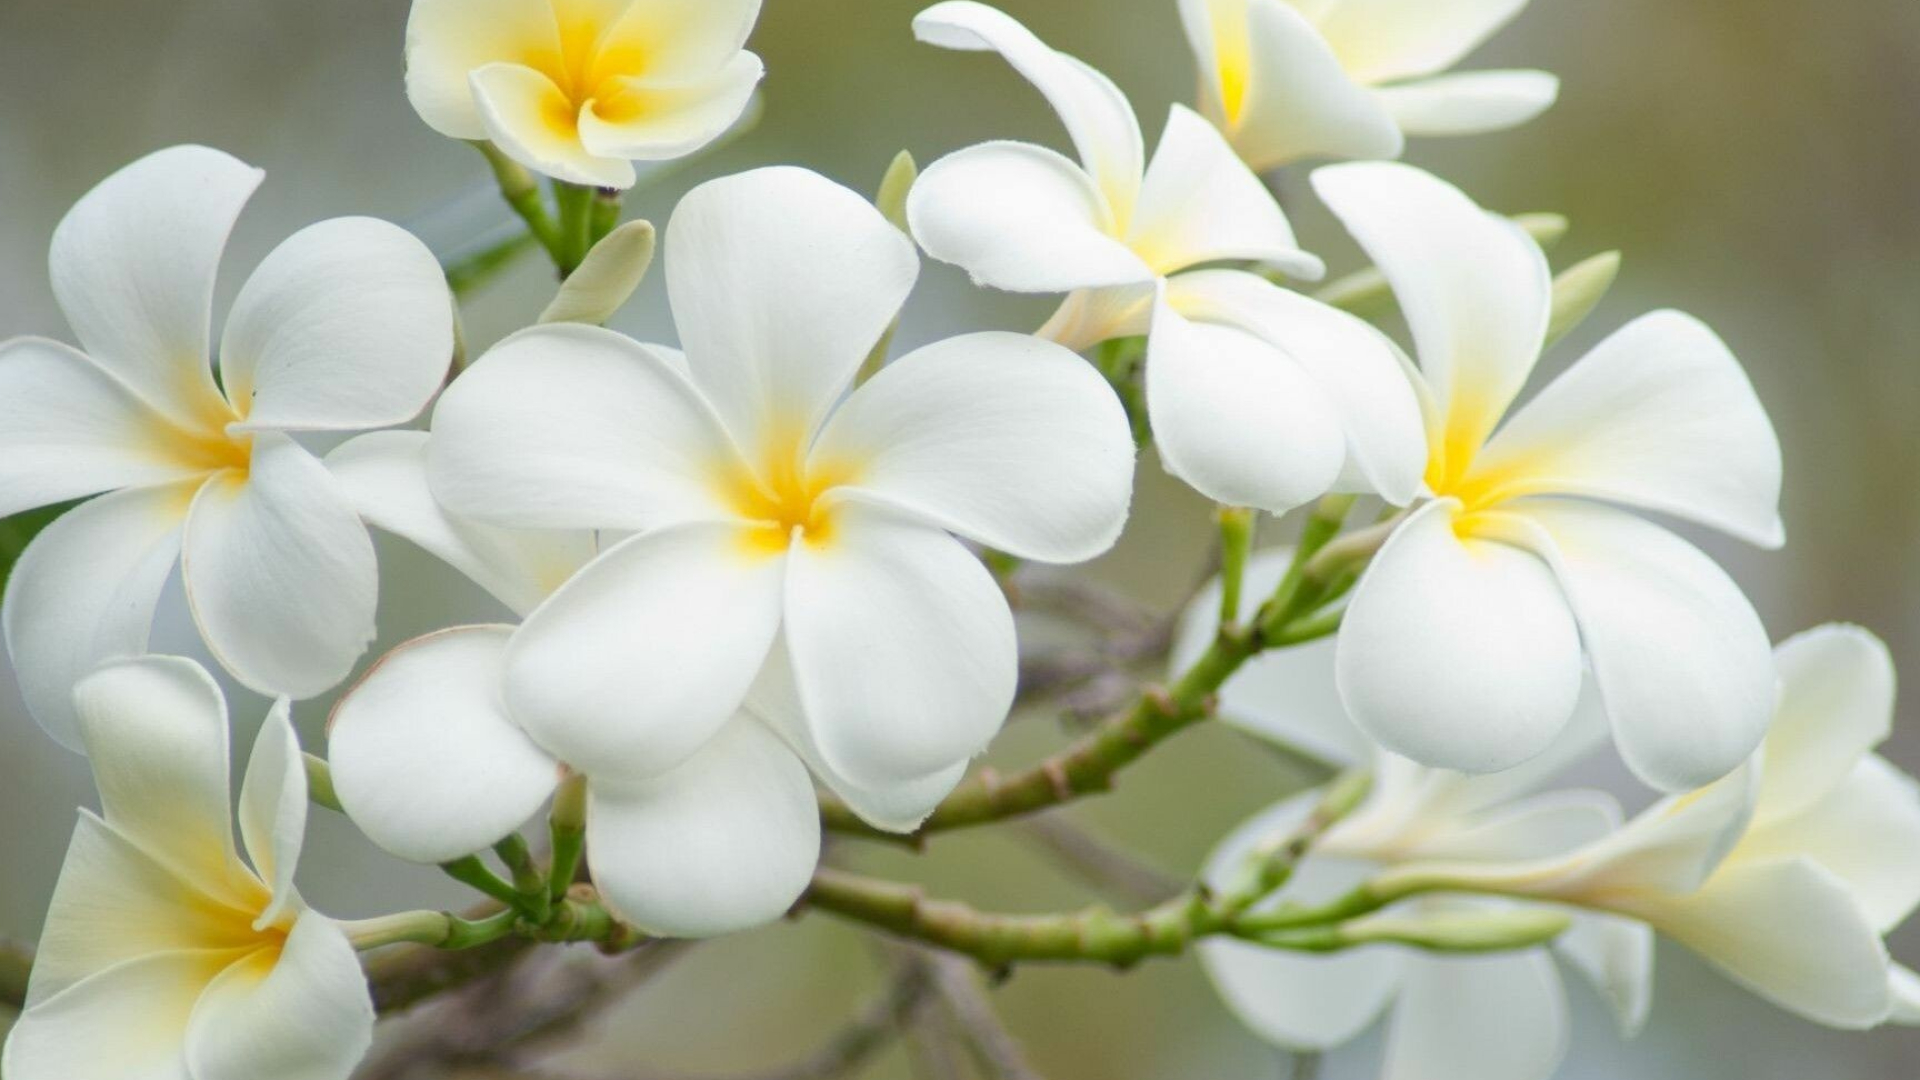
1378,71,1559,136
1738,756,1920,933
472,63,639,189
1553,912,1654,1037
1315,0,1535,85
1128,105,1320,278
183,917,373,1080
238,700,308,928
577,54,764,161
1754,625,1897,825
597,0,765,83
405,0,560,138
2,949,238,1080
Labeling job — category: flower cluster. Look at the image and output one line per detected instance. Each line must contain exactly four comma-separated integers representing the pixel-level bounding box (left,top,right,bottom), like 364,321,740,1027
0,0,1912,1077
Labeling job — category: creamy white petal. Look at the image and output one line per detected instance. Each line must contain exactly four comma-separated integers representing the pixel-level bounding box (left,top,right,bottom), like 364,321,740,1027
328,431,595,616
1312,162,1550,453
1739,756,1920,933
184,916,374,1080
1653,858,1892,1029
1129,105,1320,278
504,524,785,779
1470,311,1785,548
1405,789,1621,863
49,145,258,432
578,54,763,162
596,0,764,82
1514,500,1774,793
3,480,193,751
1335,499,1583,774
913,1,1143,217
784,506,1014,786
329,627,560,864
1891,965,1920,1025
1316,0,1534,85
238,699,307,927
908,142,1152,293
471,62,639,188
405,0,559,139
587,717,820,937
1553,912,1654,1037
1752,624,1894,825
812,330,1134,563
3,949,238,1080
1166,270,1427,503
0,338,214,517
1036,284,1155,352
667,167,918,457
1146,295,1345,514
1377,71,1558,136
1380,950,1567,1080
220,217,453,432
430,324,739,532
182,434,378,699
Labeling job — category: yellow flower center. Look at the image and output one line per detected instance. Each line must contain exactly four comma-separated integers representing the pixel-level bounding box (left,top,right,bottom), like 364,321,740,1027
716,435,858,558
528,3,653,137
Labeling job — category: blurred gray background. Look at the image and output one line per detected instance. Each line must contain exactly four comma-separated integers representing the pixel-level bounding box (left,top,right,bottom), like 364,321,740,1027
2,0,1918,1076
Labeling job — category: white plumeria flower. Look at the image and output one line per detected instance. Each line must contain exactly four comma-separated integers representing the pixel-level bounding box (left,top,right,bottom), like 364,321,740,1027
1178,0,1558,172
424,166,1135,811
405,0,765,188
4,656,373,1080
1179,552,1651,1079
1314,161,1784,792
0,145,454,752
907,1,1426,515
1384,625,1920,1029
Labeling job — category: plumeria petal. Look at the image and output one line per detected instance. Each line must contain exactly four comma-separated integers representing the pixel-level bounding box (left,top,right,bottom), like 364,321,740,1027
330,627,560,865
1380,950,1568,1080
238,700,307,928
405,0,560,139
666,167,918,459
1738,756,1920,933
1377,71,1559,136
182,434,378,700
595,0,764,82
504,523,785,779
49,145,258,432
3,480,194,751
184,916,374,1080
812,330,1134,563
1469,311,1785,549
587,717,820,937
1891,965,1920,1025
220,218,453,433
913,1,1144,218
0,338,213,517
1754,625,1897,826
784,506,1014,786
1315,0,1535,85
1335,499,1583,775
577,54,764,162
1128,105,1320,278
1402,790,1621,864
3,949,238,1080
1553,913,1655,1037
328,431,596,617
1037,284,1155,352
471,62,639,189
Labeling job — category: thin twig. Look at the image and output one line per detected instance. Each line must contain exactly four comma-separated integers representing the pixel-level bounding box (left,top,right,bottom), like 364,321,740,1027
925,955,1046,1080
1014,815,1183,906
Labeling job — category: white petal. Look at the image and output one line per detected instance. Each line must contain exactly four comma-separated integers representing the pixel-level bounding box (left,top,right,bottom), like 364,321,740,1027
1380,950,1567,1080
587,717,819,937
596,0,764,82
1166,270,1428,504
1335,499,1583,774
1755,625,1896,825
666,167,918,458
238,699,307,928
3,949,234,1080
1036,285,1156,352
504,524,784,779
1738,756,1920,933
784,506,1014,786
404,0,559,139
1181,624,1370,768
1312,162,1550,457
327,431,595,616
577,53,764,162
1378,71,1559,136
1146,294,1345,514
1128,105,1321,278
220,218,453,432
329,627,560,865
908,142,1151,294
49,145,259,432
912,1,1143,218
0,338,215,517
1405,789,1621,863
430,325,737,533
1890,965,1920,1026
1553,912,1654,1037
1316,0,1534,85
184,916,374,1080
1470,311,1785,548
471,63,639,189
811,330,1134,563
3,480,192,751
182,434,377,699
1514,500,1774,793
1653,858,1892,1029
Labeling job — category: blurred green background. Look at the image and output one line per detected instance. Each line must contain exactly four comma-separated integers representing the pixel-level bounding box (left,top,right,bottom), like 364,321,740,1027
2,0,1918,1076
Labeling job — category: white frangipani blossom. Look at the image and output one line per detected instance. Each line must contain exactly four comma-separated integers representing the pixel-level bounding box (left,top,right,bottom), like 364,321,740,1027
4,656,373,1080
907,1,1427,515
405,0,765,188
0,145,454,751
1383,625,1920,1030
1179,0,1558,171
1316,161,1784,792
420,166,1134,845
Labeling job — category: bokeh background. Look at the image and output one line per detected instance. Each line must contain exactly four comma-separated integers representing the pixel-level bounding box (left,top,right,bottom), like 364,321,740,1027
2,0,1918,1076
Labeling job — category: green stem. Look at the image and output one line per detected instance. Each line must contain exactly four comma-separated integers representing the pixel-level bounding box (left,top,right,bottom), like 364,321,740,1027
494,833,550,923
554,181,596,276
1216,506,1256,629
589,187,624,244
441,855,524,910
1259,495,1356,640
548,773,589,904
303,753,343,813
1215,769,1372,919
473,142,562,259
445,232,538,297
